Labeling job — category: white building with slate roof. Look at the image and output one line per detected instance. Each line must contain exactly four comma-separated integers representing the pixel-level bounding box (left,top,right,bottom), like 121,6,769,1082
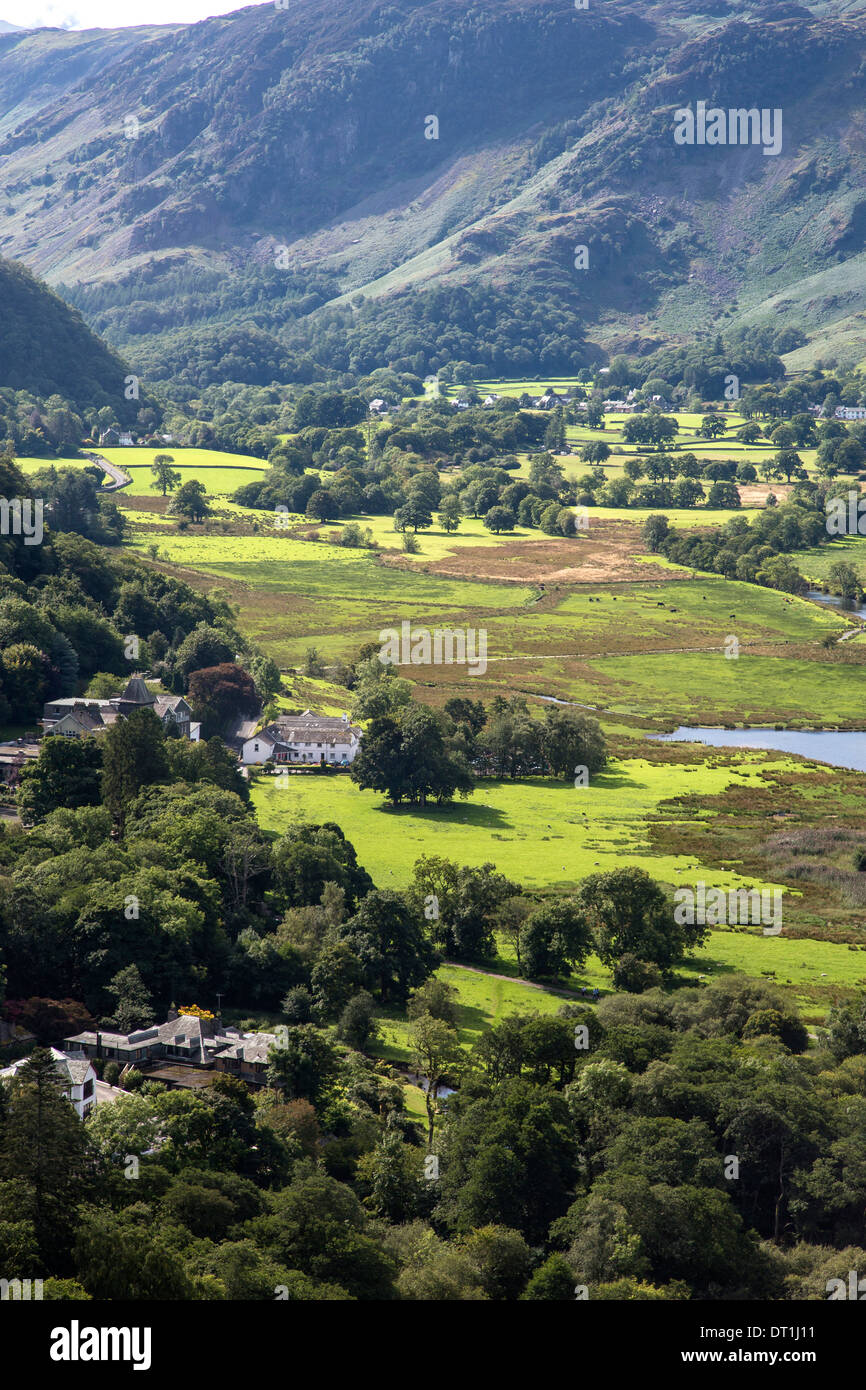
0,1047,97,1119
241,710,361,766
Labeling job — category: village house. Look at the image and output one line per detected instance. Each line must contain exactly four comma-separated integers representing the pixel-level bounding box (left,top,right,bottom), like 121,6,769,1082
42,674,198,741
0,1047,97,1119
241,710,361,766
0,740,41,787
64,1010,281,1090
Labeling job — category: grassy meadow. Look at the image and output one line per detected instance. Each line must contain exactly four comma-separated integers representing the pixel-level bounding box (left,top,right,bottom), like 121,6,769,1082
99,447,268,496
250,757,792,893
17,447,269,497
251,748,866,1029
130,518,865,724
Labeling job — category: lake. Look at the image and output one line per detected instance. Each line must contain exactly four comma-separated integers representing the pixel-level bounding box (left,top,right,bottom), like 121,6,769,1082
653,726,866,773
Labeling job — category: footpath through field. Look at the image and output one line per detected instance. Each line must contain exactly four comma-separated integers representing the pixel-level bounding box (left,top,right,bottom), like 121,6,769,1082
445,960,594,1001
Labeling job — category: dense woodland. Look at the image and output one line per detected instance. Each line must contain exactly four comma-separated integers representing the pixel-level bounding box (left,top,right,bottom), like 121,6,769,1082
0,259,143,423
7,949,866,1300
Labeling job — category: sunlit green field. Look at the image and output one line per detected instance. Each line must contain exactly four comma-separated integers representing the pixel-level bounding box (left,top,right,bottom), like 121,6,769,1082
489,578,840,651
318,511,527,559
430,575,839,683
790,533,866,587
499,649,866,726
17,448,269,497
373,925,866,1066
18,456,92,474
686,932,866,1008
127,531,535,608
127,465,268,496
484,926,866,1011
251,753,866,1029
573,504,761,526
250,758,790,892
133,522,859,723
99,448,268,496
374,963,570,1064
445,387,829,477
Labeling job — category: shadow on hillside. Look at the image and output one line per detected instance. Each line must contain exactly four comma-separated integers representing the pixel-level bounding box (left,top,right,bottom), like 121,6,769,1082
679,952,738,980
452,1001,491,1042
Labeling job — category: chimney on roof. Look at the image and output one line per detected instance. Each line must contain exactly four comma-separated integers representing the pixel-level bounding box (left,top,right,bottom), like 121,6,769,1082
167,1005,179,1021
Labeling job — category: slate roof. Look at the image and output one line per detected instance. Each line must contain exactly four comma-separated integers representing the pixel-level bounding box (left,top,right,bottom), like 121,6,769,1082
0,1046,93,1089
215,1035,276,1065
119,675,155,705
154,695,190,716
45,697,108,714
65,1013,282,1071
259,711,361,747
55,708,107,733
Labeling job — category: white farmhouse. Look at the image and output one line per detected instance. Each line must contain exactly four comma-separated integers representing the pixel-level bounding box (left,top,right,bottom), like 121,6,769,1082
242,710,361,766
0,1047,97,1119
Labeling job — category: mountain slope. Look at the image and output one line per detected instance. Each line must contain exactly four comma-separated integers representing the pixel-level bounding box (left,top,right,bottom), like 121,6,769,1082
2,0,866,381
0,256,140,418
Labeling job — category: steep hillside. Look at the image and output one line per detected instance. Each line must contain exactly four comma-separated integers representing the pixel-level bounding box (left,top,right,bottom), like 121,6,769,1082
0,256,141,419
2,0,866,382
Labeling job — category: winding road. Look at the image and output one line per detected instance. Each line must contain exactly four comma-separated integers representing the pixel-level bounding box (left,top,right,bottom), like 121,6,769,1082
84,451,132,491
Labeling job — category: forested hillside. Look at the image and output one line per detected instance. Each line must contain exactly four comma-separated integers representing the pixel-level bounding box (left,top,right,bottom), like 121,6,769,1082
0,257,141,420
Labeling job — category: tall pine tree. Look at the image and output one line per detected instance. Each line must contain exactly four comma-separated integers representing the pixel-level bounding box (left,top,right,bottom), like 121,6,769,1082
0,1048,89,1270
